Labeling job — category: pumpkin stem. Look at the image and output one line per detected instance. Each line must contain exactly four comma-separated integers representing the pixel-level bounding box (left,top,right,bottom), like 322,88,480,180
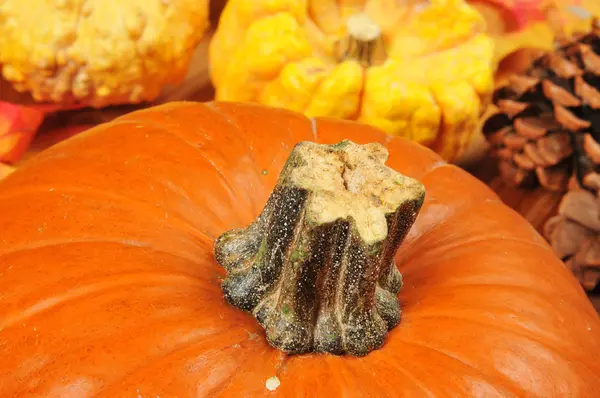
337,13,386,66
214,140,425,357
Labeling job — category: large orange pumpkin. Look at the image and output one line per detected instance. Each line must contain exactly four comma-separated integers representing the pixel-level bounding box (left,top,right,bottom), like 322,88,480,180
0,102,599,396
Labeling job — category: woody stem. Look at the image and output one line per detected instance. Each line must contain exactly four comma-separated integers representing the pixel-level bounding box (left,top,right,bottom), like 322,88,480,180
338,13,386,66
214,140,425,357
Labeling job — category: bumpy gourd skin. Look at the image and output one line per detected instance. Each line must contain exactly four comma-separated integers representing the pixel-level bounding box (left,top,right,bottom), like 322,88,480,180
209,0,495,162
0,0,209,108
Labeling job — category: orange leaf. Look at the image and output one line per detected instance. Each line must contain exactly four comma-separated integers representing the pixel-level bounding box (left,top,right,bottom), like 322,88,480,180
0,102,45,163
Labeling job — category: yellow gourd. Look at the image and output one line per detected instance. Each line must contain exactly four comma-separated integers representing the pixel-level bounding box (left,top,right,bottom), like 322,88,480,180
209,0,495,162
0,0,209,107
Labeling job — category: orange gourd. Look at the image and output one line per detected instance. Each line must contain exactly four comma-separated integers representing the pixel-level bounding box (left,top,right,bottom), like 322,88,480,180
0,102,599,396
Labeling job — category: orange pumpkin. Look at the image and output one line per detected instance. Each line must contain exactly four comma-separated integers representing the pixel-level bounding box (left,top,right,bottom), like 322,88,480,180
0,102,599,396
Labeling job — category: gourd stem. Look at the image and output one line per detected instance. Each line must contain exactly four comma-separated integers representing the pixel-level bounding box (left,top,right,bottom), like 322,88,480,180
214,140,425,357
338,13,386,66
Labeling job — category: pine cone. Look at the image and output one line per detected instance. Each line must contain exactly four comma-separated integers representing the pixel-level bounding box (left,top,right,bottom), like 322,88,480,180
544,186,600,291
482,22,600,192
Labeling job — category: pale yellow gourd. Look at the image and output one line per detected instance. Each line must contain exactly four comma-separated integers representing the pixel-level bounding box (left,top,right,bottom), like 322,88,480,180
0,0,209,107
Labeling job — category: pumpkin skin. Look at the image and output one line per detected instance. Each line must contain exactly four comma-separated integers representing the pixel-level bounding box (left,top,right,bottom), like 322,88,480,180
0,0,209,108
0,102,599,396
209,0,495,163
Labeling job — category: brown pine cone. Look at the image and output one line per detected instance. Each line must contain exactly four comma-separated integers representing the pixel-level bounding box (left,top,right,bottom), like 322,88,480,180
544,187,600,291
544,123,600,291
482,22,600,192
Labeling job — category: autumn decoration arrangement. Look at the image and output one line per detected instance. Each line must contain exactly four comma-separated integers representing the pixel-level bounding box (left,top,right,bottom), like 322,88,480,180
0,102,598,395
2,0,587,165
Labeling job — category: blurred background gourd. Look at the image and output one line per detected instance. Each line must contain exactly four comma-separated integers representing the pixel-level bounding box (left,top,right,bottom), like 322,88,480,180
0,0,210,162
209,0,496,163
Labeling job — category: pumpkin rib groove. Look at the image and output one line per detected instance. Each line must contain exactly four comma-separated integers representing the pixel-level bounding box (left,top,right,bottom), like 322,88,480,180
383,340,520,397
92,328,260,397
413,155,448,176
393,338,526,396
14,324,250,398
204,102,263,166
206,102,320,186
200,351,264,397
405,157,448,180
210,347,286,397
419,163,497,198
338,356,429,398
362,355,438,398
400,240,582,301
83,116,261,217
397,199,533,262
401,237,565,278
206,104,303,181
405,234,553,260
204,345,276,397
397,190,502,249
6,310,245,397
404,314,600,376
401,283,598,321
118,119,257,214
0,272,216,332
40,155,247,233
0,186,216,242
0,236,210,270
307,117,319,141
1,143,253,228
404,200,545,249
397,326,600,396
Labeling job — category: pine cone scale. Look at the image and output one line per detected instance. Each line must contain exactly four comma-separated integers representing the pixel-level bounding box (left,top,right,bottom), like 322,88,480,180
524,143,553,167
507,75,539,95
536,165,570,191
577,238,600,266
504,134,528,149
499,161,531,186
583,172,600,191
559,189,600,231
542,80,581,106
487,126,511,146
537,133,572,164
497,148,514,161
554,104,591,130
544,190,600,291
514,117,549,139
497,99,529,117
581,45,600,74
544,53,582,78
575,237,600,291
514,153,537,170
544,214,594,258
574,76,600,108
584,134,600,163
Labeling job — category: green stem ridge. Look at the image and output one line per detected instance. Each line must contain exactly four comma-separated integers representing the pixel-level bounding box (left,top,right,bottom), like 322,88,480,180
214,140,426,357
